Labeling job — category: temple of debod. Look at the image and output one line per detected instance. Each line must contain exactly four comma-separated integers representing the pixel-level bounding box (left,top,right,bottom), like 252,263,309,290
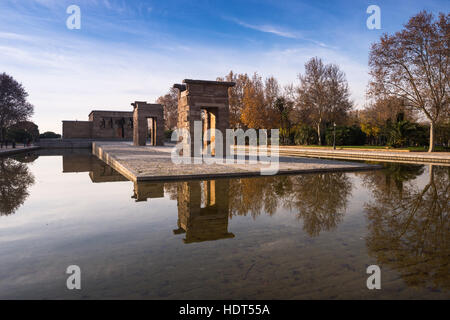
48,78,380,182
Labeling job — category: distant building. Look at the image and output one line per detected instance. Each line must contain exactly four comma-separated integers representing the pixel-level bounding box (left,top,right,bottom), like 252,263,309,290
62,110,134,140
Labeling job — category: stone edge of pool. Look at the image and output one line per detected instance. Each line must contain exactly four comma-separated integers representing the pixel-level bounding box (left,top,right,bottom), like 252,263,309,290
92,142,383,183
0,146,41,157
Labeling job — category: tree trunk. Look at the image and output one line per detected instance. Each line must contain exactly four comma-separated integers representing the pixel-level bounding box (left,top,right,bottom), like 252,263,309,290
428,121,435,152
429,164,434,184
317,122,321,146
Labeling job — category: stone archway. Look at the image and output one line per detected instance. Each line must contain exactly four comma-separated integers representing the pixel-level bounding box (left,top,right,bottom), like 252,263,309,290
173,79,235,157
132,101,165,146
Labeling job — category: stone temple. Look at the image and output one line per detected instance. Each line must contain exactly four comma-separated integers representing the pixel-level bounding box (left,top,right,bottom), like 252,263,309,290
62,101,165,146
61,79,235,154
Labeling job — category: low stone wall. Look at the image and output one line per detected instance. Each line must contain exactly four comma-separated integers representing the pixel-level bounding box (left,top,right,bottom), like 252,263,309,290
37,139,94,149
37,138,133,149
0,146,40,157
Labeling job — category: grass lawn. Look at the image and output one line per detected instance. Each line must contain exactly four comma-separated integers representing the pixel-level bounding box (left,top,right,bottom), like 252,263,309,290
284,145,450,152
406,146,450,152
292,145,400,150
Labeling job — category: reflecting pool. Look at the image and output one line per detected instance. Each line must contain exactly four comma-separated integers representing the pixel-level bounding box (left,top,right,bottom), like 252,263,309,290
0,150,448,299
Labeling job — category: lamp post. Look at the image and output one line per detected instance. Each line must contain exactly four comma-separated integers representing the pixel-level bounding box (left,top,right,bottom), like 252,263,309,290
333,122,336,150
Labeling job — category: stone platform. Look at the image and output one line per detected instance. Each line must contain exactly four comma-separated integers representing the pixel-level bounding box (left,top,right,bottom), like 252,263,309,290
92,142,380,182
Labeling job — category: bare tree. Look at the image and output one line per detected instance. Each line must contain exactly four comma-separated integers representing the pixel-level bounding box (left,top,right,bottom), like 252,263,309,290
325,63,353,125
297,57,353,145
0,73,34,142
369,11,449,152
156,87,178,130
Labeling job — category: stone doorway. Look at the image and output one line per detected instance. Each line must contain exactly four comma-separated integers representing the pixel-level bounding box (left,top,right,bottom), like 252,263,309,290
147,117,157,146
201,107,218,156
173,79,235,157
132,101,164,146
172,180,234,243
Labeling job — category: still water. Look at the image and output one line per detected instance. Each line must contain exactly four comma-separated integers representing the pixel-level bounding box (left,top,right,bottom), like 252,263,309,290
0,150,448,299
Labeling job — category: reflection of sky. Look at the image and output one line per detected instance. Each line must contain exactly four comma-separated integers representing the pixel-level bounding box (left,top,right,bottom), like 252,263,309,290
0,156,178,243
0,155,447,299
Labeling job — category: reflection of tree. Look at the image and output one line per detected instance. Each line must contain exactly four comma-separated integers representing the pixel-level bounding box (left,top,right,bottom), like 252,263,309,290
0,158,35,215
228,176,292,218
287,173,352,236
11,152,39,164
365,165,449,290
361,162,425,195
227,173,352,236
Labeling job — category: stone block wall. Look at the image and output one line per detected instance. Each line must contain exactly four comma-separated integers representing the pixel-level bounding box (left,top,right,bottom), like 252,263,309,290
62,121,93,139
89,111,134,140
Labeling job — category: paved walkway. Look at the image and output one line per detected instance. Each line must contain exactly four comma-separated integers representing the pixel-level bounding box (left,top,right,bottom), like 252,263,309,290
237,146,450,165
93,142,380,182
0,145,40,157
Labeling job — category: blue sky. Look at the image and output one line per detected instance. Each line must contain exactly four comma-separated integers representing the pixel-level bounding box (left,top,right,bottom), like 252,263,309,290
0,0,448,133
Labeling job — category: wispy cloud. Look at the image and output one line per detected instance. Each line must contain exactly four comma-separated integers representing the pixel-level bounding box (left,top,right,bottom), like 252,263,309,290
234,19,300,39
0,32,33,41
228,18,334,48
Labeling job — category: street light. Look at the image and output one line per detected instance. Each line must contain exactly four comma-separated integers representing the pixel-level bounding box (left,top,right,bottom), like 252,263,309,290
333,122,336,150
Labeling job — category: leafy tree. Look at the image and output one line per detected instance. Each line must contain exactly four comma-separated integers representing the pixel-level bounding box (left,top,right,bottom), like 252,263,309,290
292,124,318,145
386,118,417,147
360,96,417,145
369,11,450,152
0,73,34,142
275,97,294,144
325,125,366,146
217,71,250,129
9,121,39,141
241,73,269,129
6,128,32,143
39,131,61,139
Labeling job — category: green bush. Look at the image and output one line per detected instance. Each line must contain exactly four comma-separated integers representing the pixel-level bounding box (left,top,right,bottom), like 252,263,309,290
325,125,365,146
39,131,61,139
292,125,318,145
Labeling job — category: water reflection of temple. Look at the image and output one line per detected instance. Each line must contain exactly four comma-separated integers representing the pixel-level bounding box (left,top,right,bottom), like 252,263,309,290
132,182,164,201
173,180,234,244
60,151,127,183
